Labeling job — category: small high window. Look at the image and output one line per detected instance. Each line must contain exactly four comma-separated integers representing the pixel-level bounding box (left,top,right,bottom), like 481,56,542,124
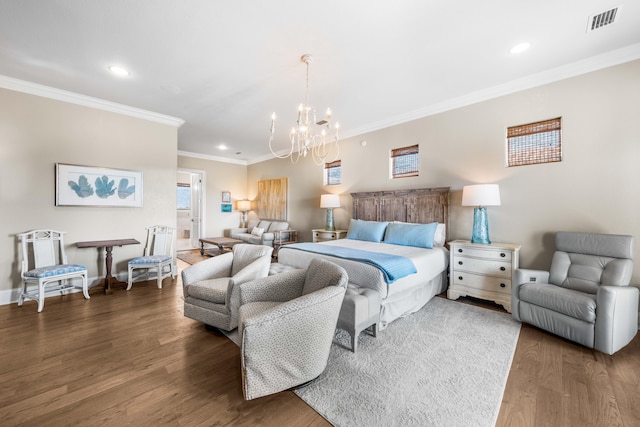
506,117,562,167
176,184,191,210
324,160,342,185
390,144,419,178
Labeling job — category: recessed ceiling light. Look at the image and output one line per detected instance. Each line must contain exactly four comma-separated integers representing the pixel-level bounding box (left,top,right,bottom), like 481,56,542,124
108,65,130,76
510,42,531,54
218,144,228,150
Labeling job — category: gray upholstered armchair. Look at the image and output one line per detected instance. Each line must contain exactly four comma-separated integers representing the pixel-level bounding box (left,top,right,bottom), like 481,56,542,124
238,258,348,400
182,244,273,331
512,231,638,355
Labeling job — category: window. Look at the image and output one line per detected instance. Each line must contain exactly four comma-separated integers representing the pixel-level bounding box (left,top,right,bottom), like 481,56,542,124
390,144,419,178
176,184,191,210
324,159,342,185
507,117,562,167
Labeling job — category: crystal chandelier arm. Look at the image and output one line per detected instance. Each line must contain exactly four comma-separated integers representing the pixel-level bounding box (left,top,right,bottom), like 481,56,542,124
268,54,340,166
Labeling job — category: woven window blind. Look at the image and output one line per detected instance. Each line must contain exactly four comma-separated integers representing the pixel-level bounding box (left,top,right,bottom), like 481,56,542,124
324,160,341,185
391,145,419,178
507,117,562,167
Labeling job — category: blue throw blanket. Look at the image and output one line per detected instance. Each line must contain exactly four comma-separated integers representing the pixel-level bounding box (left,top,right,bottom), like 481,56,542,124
284,243,416,284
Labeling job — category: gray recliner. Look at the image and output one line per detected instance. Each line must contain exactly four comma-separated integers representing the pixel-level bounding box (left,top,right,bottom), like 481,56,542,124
512,231,638,355
238,258,348,400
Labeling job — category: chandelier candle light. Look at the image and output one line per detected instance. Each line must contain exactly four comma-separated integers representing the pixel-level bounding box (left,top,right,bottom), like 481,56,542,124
320,194,340,231
269,54,340,165
461,184,501,244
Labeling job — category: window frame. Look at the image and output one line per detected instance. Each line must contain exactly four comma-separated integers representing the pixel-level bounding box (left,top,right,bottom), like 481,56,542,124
390,144,419,179
176,183,191,210
506,117,562,167
324,159,342,186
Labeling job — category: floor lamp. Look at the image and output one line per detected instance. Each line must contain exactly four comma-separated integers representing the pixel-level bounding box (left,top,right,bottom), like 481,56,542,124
461,184,501,244
320,194,340,231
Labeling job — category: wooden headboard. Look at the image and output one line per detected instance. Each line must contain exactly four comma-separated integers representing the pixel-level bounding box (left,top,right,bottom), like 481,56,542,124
351,187,450,238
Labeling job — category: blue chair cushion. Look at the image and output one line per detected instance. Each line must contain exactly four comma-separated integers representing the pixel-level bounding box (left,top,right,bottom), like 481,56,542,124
129,255,172,265
25,264,86,278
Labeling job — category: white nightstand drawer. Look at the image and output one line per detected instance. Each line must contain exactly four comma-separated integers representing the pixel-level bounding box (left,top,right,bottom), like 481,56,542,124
452,245,512,261
452,256,512,278
312,229,347,242
451,271,511,294
447,240,520,313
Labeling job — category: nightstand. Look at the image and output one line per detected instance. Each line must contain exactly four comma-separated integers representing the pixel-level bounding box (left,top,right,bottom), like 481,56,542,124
312,229,348,242
447,240,521,312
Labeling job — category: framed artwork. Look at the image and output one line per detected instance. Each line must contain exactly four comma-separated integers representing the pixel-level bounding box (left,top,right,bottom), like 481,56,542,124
221,203,232,212
222,191,231,203
56,163,143,207
257,177,288,220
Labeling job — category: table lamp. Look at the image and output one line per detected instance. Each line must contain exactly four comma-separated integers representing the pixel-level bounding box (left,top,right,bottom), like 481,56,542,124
461,184,501,244
320,194,340,231
237,200,251,228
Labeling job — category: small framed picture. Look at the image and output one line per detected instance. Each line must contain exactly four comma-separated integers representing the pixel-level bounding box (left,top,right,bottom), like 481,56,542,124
221,203,232,212
222,191,231,203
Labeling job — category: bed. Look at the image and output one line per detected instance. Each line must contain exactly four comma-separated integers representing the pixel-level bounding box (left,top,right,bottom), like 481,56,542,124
277,187,450,330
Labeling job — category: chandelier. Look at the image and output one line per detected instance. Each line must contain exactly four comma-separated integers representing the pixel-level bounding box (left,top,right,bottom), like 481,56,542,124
269,54,340,165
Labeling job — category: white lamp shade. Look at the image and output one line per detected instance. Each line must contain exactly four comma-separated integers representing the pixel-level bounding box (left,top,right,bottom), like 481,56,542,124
320,194,340,208
461,184,501,207
237,200,251,211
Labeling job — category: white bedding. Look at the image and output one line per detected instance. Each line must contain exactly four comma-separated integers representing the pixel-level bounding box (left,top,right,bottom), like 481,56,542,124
277,239,450,328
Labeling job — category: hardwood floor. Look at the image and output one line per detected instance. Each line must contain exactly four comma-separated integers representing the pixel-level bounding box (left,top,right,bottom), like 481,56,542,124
1,262,639,426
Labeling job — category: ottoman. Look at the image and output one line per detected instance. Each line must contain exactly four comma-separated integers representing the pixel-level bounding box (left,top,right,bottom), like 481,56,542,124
268,262,297,275
337,284,381,352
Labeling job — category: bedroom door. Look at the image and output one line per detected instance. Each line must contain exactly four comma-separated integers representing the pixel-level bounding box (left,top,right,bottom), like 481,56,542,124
189,172,203,248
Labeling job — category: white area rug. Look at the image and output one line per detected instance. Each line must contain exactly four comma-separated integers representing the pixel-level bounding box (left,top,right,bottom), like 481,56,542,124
224,297,520,426
295,297,520,427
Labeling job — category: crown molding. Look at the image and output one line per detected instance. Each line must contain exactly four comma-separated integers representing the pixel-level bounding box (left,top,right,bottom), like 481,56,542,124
342,43,640,141
0,75,185,128
178,150,248,165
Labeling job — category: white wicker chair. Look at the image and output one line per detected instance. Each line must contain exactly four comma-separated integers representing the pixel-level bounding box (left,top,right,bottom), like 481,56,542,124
18,229,88,312
127,225,176,290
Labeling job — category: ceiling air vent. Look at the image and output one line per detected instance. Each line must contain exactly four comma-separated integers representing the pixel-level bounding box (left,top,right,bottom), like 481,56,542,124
587,6,621,32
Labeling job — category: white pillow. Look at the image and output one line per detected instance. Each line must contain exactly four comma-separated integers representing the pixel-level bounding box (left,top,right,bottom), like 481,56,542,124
434,223,446,246
251,227,264,237
247,219,260,233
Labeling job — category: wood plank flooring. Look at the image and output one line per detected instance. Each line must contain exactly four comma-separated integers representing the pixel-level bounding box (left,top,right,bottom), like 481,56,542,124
1,260,639,426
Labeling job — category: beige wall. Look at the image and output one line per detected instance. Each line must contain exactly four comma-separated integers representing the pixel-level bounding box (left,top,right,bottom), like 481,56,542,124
177,155,247,237
249,60,640,284
3,58,637,305
0,88,178,302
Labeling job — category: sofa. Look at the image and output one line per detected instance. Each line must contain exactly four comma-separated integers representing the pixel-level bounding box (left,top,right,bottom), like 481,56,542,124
230,219,290,247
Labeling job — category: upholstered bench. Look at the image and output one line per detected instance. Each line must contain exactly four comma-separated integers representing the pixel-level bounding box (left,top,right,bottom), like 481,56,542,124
337,284,381,353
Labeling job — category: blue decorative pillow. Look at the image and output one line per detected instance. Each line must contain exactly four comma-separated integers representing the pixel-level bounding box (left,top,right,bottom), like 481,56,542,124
346,219,388,243
383,222,438,248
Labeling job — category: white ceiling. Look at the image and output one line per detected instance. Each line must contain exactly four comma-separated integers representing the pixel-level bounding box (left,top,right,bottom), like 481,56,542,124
1,1,639,164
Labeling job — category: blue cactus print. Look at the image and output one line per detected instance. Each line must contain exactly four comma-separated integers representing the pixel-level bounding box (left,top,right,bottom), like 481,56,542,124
68,175,94,198
95,175,116,198
117,178,135,199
